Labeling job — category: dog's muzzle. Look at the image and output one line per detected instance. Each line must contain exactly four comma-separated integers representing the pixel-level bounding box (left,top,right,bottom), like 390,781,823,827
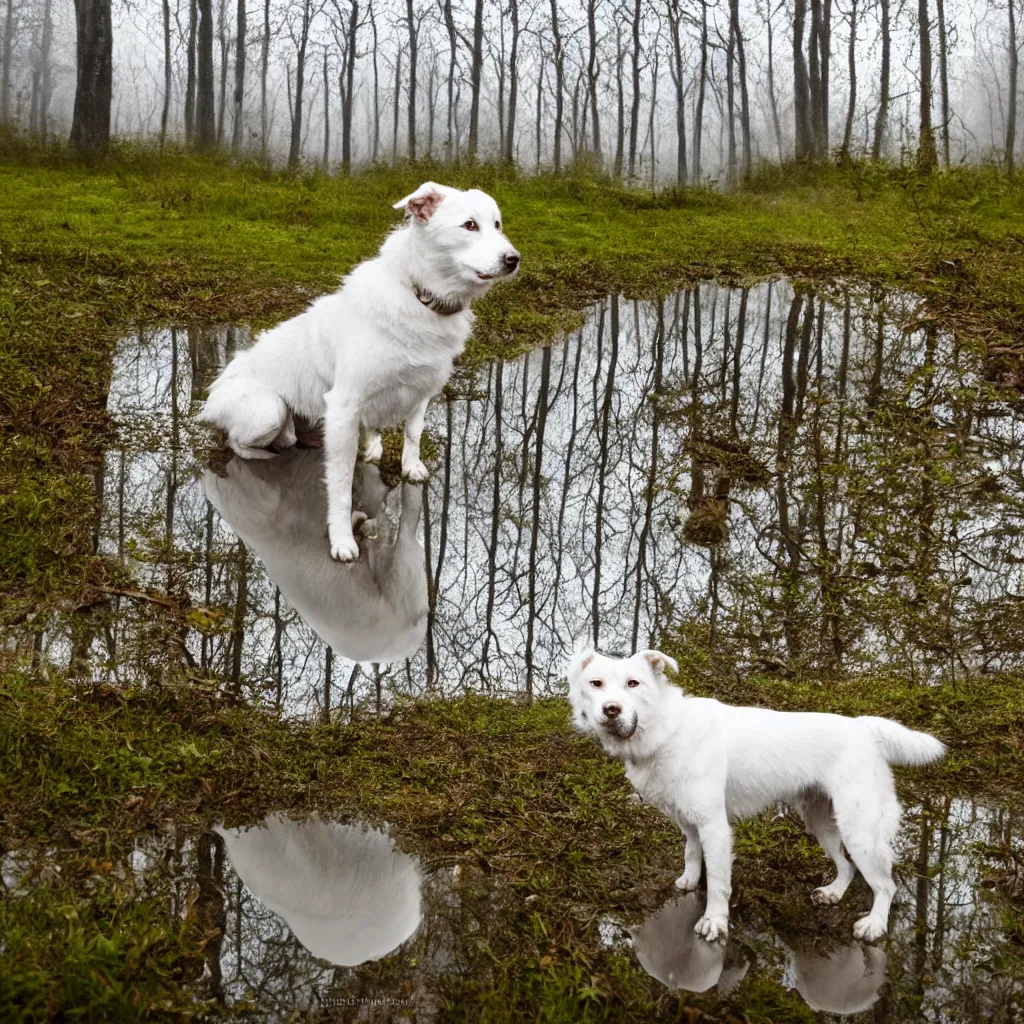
601,703,638,740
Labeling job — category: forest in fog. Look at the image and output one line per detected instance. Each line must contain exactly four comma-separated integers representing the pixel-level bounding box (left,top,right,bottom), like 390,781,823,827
0,0,1020,180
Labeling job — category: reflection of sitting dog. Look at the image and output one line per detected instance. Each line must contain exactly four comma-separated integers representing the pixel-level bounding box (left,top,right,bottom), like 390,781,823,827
203,449,427,663
630,892,748,994
215,814,422,966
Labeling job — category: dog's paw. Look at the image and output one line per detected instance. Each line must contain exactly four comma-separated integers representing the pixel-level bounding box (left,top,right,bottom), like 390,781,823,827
852,913,887,943
674,872,700,892
363,436,384,463
329,533,360,563
402,459,430,483
694,913,729,943
811,885,844,906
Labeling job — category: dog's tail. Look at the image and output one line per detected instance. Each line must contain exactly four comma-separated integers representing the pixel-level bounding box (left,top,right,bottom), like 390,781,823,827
858,716,946,766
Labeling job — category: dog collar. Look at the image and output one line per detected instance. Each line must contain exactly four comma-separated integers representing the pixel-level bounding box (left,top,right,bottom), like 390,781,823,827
413,282,466,316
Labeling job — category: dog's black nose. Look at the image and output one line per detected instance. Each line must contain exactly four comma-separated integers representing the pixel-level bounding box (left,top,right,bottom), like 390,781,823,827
504,252,521,271
603,702,622,719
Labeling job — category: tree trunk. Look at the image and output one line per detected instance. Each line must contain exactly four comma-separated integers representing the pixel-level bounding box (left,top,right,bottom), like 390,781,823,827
287,0,311,167
161,0,172,146
1007,0,1018,172
185,0,198,142
406,0,417,159
793,0,813,159
70,0,113,154
818,0,831,153
766,0,784,160
628,0,642,176
916,0,937,171
872,0,889,158
40,0,54,141
322,48,330,166
667,0,687,185
467,0,483,160
370,1,380,161
260,0,270,157
693,0,707,180
0,0,14,125
442,0,456,161
585,0,601,164
505,0,519,163
196,0,216,149
732,0,751,177
726,9,737,180
231,0,245,151
341,0,357,171
391,45,401,161
613,28,625,177
550,0,564,171
841,0,856,157
535,50,544,170
216,0,228,144
649,49,658,188
936,0,949,166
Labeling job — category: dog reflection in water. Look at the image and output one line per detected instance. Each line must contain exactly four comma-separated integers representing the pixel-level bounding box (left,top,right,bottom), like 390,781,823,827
631,892,887,1014
215,815,421,966
203,448,427,664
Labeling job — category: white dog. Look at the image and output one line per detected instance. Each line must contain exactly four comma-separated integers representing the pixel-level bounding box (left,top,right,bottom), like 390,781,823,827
567,649,945,944
200,182,520,562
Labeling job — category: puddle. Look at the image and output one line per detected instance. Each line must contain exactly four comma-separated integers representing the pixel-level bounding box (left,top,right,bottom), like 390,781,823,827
9,279,1022,714
4,798,1020,1020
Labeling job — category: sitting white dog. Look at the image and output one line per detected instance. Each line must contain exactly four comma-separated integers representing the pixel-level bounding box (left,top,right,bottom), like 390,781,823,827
567,649,945,944
200,182,520,562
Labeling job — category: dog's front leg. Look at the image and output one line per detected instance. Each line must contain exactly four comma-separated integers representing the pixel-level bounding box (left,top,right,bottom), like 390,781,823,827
401,396,430,483
675,820,703,892
324,388,362,562
694,814,732,943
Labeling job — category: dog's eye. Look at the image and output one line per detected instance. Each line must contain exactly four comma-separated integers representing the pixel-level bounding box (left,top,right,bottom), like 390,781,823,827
589,679,604,689
462,219,479,231
626,679,641,688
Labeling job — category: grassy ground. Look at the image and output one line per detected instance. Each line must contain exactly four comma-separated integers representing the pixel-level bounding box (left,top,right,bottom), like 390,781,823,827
3,144,1024,606
3,145,1024,1020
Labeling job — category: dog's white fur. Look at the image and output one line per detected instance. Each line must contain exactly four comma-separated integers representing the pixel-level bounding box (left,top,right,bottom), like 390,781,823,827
203,451,427,664
567,649,945,944
199,181,519,562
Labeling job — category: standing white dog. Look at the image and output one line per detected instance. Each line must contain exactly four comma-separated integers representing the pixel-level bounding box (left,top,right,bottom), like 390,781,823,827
200,182,520,561
567,649,945,944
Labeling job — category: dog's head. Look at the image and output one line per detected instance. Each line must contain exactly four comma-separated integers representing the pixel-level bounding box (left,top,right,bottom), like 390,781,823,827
566,649,679,750
393,182,520,294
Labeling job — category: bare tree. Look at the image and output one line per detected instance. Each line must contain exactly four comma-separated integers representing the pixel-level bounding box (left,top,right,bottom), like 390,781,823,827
1008,0,1018,171
693,0,708,179
549,0,565,170
331,0,359,171
70,0,113,153
872,0,890,158
261,0,271,156
287,0,320,167
731,0,751,176
504,0,520,163
584,0,601,164
765,0,785,160
440,0,457,160
0,0,14,126
185,0,198,141
794,0,814,158
322,47,330,165
196,0,217,149
917,0,938,170
628,0,643,177
39,0,53,141
161,0,172,146
405,0,419,158
666,0,687,184
467,0,483,160
936,0,950,166
841,0,857,158
216,0,229,144
231,0,246,151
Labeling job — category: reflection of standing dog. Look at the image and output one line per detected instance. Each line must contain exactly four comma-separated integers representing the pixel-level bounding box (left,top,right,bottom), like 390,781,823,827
203,449,427,664
632,892,887,1014
568,649,945,943
199,182,520,562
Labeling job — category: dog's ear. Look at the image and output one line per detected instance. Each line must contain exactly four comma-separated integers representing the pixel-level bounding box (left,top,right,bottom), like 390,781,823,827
393,182,447,222
638,649,679,679
566,648,598,683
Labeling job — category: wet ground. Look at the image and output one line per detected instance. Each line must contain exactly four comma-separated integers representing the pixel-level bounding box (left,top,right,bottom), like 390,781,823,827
11,279,1023,714
4,798,1020,1021
4,278,1024,1019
